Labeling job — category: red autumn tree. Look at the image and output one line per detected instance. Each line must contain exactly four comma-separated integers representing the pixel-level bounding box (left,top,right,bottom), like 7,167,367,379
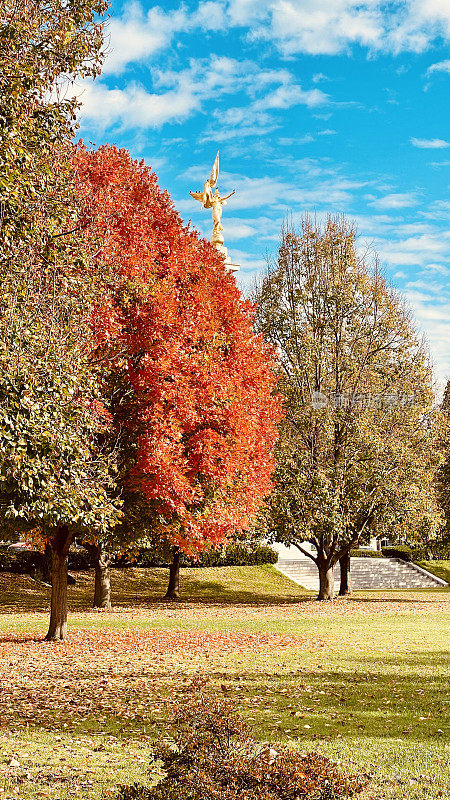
75,144,280,597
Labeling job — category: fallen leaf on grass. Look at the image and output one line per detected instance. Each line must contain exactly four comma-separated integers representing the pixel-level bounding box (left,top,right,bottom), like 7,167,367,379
0,628,323,731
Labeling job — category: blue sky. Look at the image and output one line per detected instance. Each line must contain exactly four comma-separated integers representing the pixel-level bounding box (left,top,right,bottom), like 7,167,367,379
76,0,450,390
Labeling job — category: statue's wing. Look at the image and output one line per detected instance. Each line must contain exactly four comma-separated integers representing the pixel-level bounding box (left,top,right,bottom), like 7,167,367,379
190,191,204,202
209,150,219,188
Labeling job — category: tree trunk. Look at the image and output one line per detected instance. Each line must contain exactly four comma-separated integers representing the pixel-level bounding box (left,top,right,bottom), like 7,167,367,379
317,562,334,600
164,547,181,600
93,546,111,610
339,550,352,595
45,526,73,641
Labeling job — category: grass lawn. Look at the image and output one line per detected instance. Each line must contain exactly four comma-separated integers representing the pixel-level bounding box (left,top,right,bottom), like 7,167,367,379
417,560,450,585
0,565,449,800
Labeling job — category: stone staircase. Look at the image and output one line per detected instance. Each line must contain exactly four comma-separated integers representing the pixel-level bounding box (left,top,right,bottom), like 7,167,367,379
276,557,447,591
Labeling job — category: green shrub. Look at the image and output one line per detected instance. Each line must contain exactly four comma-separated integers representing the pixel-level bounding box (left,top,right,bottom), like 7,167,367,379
382,545,412,561
0,541,278,574
0,547,41,574
114,543,278,569
190,542,278,567
117,681,368,800
350,549,382,558
0,544,87,574
409,543,450,561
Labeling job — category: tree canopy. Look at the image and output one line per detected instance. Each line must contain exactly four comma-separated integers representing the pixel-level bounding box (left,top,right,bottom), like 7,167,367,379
255,217,442,598
76,144,281,566
0,0,106,254
0,0,118,639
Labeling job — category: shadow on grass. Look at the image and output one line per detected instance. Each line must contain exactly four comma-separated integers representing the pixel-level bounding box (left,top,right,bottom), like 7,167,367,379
351,591,450,603
0,634,42,643
1,655,448,742
140,576,313,606
1,568,448,614
234,658,449,743
0,567,315,613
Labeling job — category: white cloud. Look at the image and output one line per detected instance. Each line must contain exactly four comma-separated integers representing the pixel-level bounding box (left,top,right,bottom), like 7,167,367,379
404,291,450,391
80,54,328,135
370,192,418,209
218,220,258,240
424,262,450,275
254,0,383,56
312,73,330,83
203,69,329,140
227,0,450,58
406,279,445,294
98,0,450,79
80,57,237,130
103,4,186,74
194,0,227,29
203,122,280,142
426,59,450,76
422,199,450,219
252,83,328,110
81,53,240,130
395,222,432,235
102,1,227,75
78,77,202,130
373,233,448,266
185,164,367,220
411,137,450,148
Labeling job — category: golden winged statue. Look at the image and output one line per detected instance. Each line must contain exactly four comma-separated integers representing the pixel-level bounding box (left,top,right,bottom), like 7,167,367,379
189,151,238,271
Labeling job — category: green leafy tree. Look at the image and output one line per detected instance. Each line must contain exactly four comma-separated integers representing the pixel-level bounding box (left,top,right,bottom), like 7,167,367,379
0,0,120,640
436,378,450,548
0,0,106,255
256,218,442,599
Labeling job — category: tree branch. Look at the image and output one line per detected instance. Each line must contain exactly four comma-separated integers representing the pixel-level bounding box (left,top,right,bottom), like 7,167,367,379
292,542,318,564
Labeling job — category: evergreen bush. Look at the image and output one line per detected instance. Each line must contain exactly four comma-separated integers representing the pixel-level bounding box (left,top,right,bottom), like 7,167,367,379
0,547,40,573
381,545,412,561
0,542,278,573
114,543,278,569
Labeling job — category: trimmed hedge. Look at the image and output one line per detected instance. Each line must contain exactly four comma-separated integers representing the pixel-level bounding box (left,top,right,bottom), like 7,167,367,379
185,543,278,567
0,542,278,574
350,548,383,558
381,545,412,562
0,546,93,573
115,543,278,569
0,547,42,574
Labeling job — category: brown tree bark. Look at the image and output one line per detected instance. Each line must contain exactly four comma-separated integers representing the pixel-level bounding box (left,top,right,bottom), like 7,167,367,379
339,549,352,595
93,545,111,610
45,526,73,641
164,547,181,600
317,561,334,600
